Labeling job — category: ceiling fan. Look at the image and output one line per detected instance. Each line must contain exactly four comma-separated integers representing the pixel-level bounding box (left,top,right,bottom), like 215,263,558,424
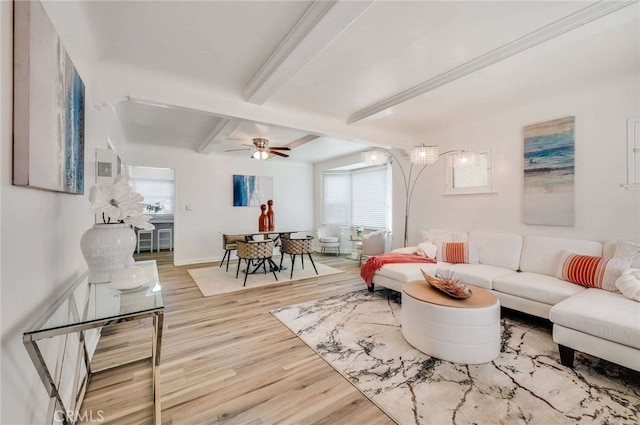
225,138,291,159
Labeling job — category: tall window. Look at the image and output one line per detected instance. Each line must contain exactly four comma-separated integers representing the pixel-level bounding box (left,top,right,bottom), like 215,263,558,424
322,173,350,225
351,166,391,229
322,165,391,230
131,179,174,215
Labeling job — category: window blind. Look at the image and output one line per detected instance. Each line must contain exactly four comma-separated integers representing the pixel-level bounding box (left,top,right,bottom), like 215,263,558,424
131,179,174,214
322,173,350,225
351,166,390,229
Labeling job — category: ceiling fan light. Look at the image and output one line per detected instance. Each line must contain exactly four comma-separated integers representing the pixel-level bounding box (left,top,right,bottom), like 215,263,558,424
252,150,269,160
410,145,439,165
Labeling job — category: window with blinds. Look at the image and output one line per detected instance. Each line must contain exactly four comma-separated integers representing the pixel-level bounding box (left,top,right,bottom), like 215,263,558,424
131,179,175,215
322,165,391,230
322,173,350,225
351,166,391,229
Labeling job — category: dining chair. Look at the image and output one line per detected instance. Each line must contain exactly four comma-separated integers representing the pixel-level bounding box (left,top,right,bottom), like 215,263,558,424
220,234,246,272
235,239,278,286
279,235,318,279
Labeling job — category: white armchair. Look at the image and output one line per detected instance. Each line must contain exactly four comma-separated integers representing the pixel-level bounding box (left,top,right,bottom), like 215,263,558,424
317,225,342,256
356,230,386,265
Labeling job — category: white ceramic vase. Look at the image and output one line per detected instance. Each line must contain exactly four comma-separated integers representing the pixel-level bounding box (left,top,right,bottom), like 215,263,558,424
80,223,137,283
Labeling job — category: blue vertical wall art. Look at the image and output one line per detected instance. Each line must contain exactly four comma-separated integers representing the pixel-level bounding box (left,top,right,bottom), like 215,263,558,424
523,116,575,226
13,1,85,194
233,175,273,207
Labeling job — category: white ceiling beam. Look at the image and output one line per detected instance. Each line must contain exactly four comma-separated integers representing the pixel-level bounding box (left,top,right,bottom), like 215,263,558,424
287,134,320,149
347,0,638,125
99,68,411,149
124,97,246,154
197,117,244,154
243,0,373,105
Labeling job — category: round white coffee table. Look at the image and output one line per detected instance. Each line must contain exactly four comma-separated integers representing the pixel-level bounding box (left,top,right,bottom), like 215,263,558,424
402,280,501,364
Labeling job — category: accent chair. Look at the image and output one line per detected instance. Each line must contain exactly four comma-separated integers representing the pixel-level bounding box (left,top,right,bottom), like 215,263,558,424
356,230,386,265
317,225,342,256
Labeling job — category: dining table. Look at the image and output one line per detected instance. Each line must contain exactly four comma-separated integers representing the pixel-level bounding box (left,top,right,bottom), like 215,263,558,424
225,230,307,243
222,230,308,272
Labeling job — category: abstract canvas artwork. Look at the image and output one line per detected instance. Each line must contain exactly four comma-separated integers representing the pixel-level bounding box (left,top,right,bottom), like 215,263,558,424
13,1,85,194
233,175,273,207
523,116,575,226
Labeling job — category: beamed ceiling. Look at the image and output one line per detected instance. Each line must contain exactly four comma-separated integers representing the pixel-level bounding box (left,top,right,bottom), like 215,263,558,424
42,1,640,163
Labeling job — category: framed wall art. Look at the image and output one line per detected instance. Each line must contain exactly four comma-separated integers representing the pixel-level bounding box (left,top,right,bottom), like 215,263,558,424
233,174,273,207
523,116,575,226
13,1,85,194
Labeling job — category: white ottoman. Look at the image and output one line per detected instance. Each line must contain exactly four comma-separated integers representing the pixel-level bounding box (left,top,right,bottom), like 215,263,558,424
402,280,501,364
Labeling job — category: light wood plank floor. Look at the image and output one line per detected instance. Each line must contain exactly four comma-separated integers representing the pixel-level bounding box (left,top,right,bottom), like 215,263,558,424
81,253,394,425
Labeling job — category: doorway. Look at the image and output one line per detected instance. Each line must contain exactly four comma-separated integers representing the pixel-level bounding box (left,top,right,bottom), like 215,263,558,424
129,165,175,266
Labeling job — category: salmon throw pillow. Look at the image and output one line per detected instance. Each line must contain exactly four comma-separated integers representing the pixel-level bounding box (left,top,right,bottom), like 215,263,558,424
556,250,630,292
437,242,478,264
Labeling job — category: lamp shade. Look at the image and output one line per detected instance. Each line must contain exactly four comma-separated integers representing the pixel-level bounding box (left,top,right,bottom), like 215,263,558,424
410,145,439,165
451,151,479,167
363,149,388,166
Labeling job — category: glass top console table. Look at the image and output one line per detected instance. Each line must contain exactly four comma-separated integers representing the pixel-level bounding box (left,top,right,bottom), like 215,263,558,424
23,260,164,425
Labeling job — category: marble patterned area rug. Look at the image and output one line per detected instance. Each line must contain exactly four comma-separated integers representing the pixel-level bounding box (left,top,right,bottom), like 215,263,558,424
188,257,343,297
271,290,640,425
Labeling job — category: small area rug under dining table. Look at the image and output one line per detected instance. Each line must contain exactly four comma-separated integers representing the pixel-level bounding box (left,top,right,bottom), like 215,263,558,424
188,257,343,297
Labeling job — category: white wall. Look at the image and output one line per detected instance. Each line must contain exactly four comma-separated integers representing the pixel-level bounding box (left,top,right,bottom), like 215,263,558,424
129,165,174,181
123,144,314,265
0,3,7,420
403,74,640,245
1,2,108,422
314,75,640,249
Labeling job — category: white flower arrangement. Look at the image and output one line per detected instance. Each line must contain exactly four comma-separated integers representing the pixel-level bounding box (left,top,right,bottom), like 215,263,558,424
89,175,155,230
355,226,364,236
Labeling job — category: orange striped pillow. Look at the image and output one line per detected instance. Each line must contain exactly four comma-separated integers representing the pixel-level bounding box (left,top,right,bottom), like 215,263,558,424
439,242,478,264
556,251,630,291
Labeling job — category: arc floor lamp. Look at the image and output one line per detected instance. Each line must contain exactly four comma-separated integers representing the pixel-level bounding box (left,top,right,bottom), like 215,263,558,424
363,146,475,247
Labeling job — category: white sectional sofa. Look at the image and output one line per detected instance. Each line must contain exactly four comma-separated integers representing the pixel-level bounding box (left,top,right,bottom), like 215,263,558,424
368,230,640,372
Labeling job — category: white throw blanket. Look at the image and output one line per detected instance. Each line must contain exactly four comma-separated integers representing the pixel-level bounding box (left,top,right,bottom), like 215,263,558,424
615,268,640,301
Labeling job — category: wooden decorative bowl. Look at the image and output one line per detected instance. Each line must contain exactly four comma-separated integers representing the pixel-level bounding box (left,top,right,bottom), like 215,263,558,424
421,269,473,299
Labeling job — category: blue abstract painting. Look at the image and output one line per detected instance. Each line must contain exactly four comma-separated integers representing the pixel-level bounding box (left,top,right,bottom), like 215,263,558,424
523,116,575,226
13,1,85,194
233,175,273,207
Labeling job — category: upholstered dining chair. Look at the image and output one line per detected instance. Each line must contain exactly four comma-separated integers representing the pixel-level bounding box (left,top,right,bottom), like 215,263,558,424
279,235,318,279
356,230,386,265
235,239,278,286
220,234,246,272
317,225,342,256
